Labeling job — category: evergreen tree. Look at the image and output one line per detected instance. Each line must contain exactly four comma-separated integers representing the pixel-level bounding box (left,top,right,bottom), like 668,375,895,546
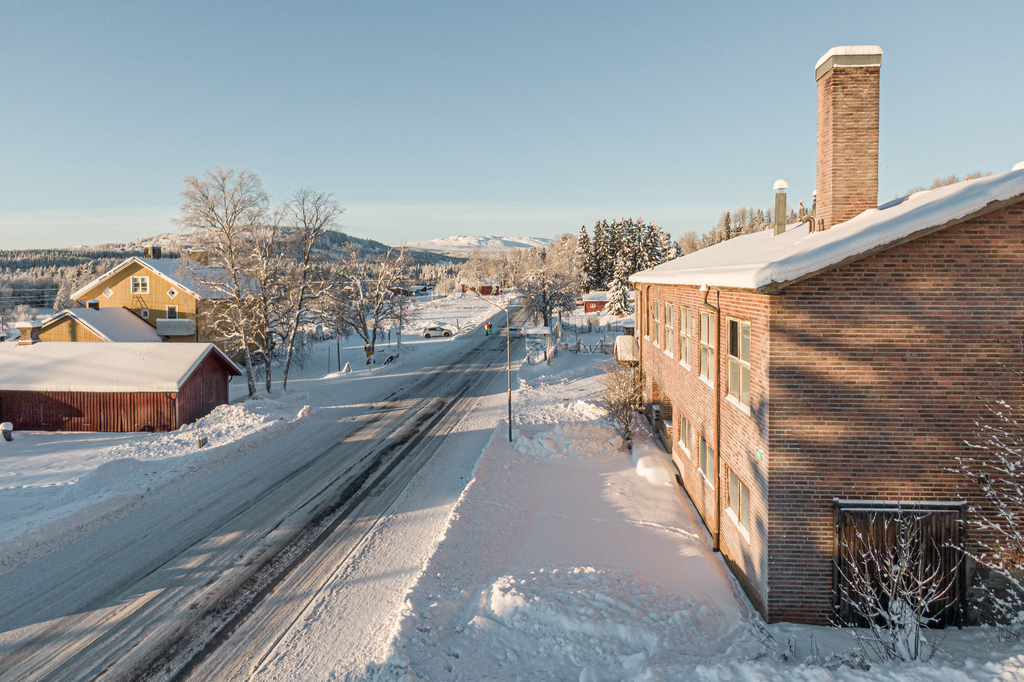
576,224,593,291
723,211,732,240
661,230,678,261
605,255,632,317
592,220,612,289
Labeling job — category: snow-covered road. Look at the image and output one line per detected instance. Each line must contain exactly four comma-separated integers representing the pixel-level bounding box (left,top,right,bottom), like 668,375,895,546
0,310,524,682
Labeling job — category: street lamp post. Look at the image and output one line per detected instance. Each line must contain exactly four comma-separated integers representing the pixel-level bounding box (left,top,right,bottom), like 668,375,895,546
471,291,513,442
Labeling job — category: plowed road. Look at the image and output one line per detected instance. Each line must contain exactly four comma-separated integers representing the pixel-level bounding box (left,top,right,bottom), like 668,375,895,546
0,320,522,681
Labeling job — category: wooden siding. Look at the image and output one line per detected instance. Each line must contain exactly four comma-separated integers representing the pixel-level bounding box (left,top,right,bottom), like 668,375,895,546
74,261,197,324
175,351,233,426
0,390,175,432
39,317,104,342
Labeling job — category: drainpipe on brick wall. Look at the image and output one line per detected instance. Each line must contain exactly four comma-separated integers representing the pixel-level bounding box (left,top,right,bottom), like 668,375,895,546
700,283,722,552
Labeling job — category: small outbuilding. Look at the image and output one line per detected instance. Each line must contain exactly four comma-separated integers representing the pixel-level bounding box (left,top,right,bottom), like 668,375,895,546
460,278,501,296
0,342,241,432
583,290,635,312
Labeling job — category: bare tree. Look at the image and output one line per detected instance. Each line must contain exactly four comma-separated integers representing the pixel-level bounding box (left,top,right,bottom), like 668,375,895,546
602,361,642,448
520,234,580,327
248,214,288,393
336,246,411,358
176,166,268,397
279,189,343,391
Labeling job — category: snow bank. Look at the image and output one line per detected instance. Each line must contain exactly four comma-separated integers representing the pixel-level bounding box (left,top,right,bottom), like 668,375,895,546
0,394,313,567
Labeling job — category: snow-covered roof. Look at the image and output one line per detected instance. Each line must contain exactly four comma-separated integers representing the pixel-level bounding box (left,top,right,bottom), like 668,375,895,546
459,278,501,286
583,291,634,302
0,343,241,392
614,335,639,363
523,327,551,336
70,257,229,301
630,168,1024,292
41,308,163,342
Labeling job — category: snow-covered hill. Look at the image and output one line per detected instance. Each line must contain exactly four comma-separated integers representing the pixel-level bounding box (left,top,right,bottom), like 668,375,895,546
404,235,553,256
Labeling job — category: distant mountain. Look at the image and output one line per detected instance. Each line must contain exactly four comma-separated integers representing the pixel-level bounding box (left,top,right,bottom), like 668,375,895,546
404,235,554,256
89,231,460,266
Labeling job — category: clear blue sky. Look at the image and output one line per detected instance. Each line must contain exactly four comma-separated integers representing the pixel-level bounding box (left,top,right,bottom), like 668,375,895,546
2,1,1022,248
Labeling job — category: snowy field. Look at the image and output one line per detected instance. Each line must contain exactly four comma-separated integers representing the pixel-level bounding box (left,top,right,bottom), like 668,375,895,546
0,294,501,568
361,329,1024,682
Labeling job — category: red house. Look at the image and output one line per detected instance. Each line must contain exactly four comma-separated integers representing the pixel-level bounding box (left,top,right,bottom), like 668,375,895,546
630,45,1024,625
0,340,241,432
460,279,501,296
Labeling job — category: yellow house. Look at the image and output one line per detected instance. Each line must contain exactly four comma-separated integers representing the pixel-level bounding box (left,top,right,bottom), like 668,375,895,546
39,307,163,343
71,252,203,342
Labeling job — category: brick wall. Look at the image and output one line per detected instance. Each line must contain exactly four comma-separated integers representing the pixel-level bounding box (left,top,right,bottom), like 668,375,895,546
767,204,1024,623
637,283,773,617
816,64,880,230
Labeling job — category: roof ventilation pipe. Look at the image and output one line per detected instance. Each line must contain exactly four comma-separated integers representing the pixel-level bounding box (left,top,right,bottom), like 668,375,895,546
773,179,789,235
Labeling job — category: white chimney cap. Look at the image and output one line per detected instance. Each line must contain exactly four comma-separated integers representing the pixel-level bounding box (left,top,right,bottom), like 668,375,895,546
773,179,789,191
815,45,883,70
1012,161,1024,172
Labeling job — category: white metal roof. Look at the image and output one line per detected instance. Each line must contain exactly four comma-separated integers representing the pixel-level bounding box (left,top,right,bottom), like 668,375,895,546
0,343,240,392
41,308,163,342
629,167,1024,292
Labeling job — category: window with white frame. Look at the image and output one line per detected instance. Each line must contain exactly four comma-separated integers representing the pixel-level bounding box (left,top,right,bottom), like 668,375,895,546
664,303,673,357
698,435,715,486
651,299,660,346
103,287,113,299
166,305,178,319
727,319,751,407
699,311,716,383
677,414,691,458
679,307,692,368
131,276,149,294
729,469,751,531
167,287,178,299
140,308,150,319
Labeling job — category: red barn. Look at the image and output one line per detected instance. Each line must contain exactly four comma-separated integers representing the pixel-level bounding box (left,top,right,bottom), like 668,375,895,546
0,341,241,432
630,45,1024,625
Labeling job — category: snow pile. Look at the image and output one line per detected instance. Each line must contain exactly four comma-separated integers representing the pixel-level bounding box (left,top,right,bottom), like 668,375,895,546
102,398,304,462
513,423,622,464
0,395,313,554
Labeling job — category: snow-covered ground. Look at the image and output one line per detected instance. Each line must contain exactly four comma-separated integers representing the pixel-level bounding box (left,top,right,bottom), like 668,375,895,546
0,293,501,565
358,330,1024,682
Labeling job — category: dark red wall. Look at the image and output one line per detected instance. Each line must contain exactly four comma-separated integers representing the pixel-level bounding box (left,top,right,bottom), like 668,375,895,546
175,351,233,427
0,390,175,432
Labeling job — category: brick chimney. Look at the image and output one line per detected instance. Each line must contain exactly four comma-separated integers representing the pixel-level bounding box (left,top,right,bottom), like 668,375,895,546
815,45,882,230
16,320,42,346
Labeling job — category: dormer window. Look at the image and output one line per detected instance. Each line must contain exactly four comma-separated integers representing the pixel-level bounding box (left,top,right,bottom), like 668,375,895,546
131,276,150,294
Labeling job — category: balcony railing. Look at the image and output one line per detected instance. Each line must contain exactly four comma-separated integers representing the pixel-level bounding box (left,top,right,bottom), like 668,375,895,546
156,318,196,336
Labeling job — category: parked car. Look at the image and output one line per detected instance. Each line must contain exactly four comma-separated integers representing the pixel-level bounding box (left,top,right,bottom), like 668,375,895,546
422,326,452,338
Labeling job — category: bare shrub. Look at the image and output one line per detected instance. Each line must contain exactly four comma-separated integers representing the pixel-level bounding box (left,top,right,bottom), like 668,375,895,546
957,395,1024,638
834,505,960,662
602,361,642,448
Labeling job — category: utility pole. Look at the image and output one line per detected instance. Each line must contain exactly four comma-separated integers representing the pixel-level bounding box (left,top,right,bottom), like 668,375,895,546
471,291,513,442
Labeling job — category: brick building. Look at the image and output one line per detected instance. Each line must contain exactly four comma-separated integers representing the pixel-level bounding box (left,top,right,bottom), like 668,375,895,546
630,46,1024,624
